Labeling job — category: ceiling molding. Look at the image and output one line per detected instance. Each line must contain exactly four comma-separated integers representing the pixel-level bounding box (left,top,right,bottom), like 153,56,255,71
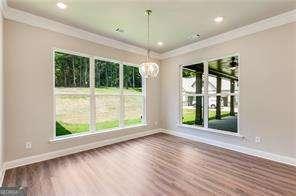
160,9,296,60
3,6,161,59
0,0,6,15
1,1,295,61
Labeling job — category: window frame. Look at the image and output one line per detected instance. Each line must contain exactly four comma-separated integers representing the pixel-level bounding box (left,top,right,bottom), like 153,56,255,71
178,53,241,137
52,48,147,140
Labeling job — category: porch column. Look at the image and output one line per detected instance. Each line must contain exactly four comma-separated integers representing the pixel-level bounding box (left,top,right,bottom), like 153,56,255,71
230,79,235,116
195,71,203,125
216,77,221,119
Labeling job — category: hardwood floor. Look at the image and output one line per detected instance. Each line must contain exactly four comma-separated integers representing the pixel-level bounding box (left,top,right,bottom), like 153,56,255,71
3,133,296,196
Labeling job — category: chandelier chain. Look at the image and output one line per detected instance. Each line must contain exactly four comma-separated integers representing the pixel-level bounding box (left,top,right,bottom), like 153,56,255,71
147,10,150,61
139,10,159,78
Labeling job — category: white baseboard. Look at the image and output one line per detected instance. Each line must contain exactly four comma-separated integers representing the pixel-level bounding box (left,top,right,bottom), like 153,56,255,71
162,129,296,167
3,129,162,170
3,128,296,172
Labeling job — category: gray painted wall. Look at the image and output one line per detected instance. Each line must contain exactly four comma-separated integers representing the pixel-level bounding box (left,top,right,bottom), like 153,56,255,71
4,19,160,162
0,6,3,172
160,22,296,158
3,18,296,163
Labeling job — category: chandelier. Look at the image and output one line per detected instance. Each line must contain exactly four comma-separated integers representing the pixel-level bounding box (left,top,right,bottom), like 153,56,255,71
139,10,159,78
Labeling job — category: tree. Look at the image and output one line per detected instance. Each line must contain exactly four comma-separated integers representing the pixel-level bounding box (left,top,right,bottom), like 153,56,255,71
55,52,141,91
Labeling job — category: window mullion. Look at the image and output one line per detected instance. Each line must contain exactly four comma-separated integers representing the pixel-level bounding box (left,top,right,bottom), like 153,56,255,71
90,56,96,132
203,61,209,128
142,77,146,124
119,63,124,128
179,65,183,124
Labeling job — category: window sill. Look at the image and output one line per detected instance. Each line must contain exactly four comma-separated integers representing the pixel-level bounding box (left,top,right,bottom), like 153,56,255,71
177,124,244,138
50,124,148,143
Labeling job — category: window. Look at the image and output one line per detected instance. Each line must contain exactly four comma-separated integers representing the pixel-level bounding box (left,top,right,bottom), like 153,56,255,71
180,55,239,133
54,50,145,137
123,64,144,126
94,59,120,131
54,52,90,136
181,63,204,126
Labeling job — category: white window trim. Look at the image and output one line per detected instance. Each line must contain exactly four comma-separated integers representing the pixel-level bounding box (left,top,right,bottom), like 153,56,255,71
52,48,146,141
50,124,148,143
179,53,242,137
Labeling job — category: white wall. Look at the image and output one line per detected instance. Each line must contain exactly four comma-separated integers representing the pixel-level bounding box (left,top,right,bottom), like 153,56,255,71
4,19,160,162
0,3,3,175
160,22,296,158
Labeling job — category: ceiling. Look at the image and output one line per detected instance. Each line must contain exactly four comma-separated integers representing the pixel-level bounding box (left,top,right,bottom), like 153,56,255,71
7,0,296,53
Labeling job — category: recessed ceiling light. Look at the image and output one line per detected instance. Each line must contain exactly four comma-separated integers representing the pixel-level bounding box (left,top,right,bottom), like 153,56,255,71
214,16,223,23
157,42,163,46
56,2,67,10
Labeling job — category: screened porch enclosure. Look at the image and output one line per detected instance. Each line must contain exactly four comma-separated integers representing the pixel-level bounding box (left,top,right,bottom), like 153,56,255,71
181,56,239,133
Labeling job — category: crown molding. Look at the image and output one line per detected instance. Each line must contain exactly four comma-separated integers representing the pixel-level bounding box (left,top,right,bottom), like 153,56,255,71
1,1,295,61
0,0,6,15
160,9,296,60
2,6,161,59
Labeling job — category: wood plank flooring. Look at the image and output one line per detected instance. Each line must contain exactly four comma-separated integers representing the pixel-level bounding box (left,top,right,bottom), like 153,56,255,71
3,133,296,196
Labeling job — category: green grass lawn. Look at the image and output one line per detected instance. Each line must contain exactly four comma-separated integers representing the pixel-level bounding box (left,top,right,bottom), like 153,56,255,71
56,118,142,136
55,87,143,137
182,108,230,125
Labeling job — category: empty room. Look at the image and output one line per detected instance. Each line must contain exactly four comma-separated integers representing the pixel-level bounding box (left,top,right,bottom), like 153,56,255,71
0,0,295,195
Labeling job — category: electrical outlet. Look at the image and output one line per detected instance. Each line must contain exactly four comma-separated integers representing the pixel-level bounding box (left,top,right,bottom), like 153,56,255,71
25,142,32,149
255,137,261,143
154,121,158,126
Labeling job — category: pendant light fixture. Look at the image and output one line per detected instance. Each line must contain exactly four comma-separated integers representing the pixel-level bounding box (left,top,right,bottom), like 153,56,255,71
139,10,159,78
